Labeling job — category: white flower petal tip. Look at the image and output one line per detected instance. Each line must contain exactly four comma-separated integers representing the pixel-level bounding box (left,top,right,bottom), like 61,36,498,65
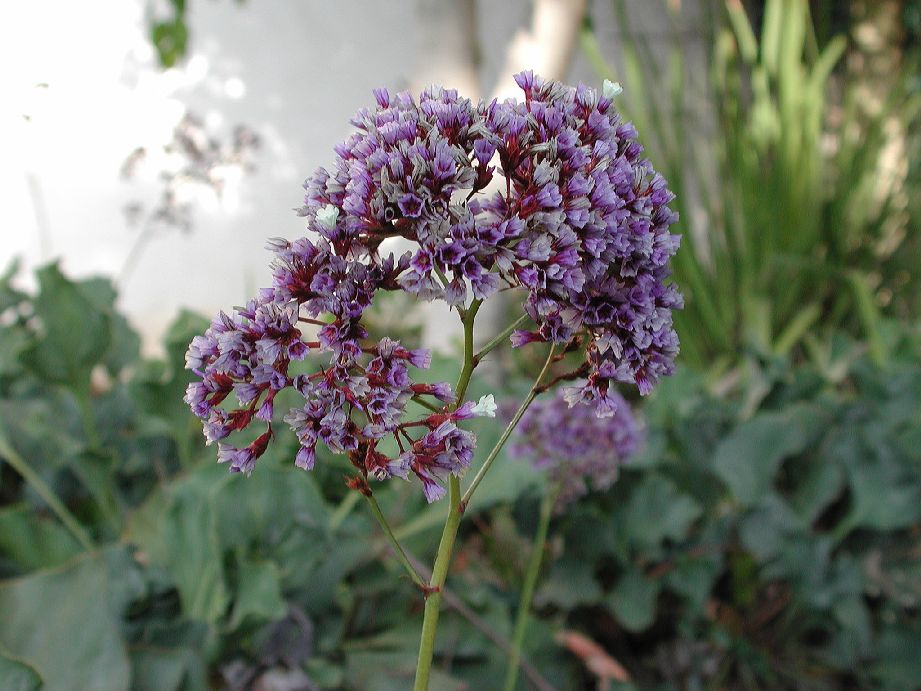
316,204,340,230
471,394,497,418
602,80,624,99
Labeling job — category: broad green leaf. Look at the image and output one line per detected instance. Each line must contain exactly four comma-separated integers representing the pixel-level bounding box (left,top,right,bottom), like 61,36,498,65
608,569,659,632
214,464,329,550
537,557,602,608
0,259,27,314
0,554,130,690
739,494,804,562
711,403,826,506
0,505,83,572
78,277,141,375
228,558,287,630
869,623,921,690
825,426,921,535
621,475,702,548
19,263,111,392
0,650,42,691
663,553,722,612
129,646,207,691
124,464,229,623
0,326,29,379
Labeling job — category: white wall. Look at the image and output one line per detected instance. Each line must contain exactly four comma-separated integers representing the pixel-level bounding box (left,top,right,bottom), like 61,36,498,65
1,0,705,353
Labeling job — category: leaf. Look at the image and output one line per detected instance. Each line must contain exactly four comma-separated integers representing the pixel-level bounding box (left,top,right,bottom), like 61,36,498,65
0,504,83,572
0,259,27,314
129,646,207,691
739,494,804,562
621,475,702,549
711,403,826,506
214,464,329,550
19,263,111,392
537,557,602,608
0,554,130,690
129,310,208,461
0,650,42,691
124,464,230,623
608,569,659,632
837,438,921,534
228,558,287,630
663,553,723,612
78,277,141,375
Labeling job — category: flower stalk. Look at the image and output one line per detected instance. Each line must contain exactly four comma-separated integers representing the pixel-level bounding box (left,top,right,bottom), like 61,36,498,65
503,486,557,691
364,493,426,589
413,301,480,690
459,344,557,513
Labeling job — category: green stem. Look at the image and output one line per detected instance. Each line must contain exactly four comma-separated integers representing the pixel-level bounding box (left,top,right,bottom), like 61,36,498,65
413,299,480,690
503,489,556,691
364,493,425,588
453,299,481,404
473,313,529,364
0,434,94,551
413,475,463,690
460,344,557,512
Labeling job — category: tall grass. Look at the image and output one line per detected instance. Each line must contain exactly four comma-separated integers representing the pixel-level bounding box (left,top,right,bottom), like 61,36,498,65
582,0,920,369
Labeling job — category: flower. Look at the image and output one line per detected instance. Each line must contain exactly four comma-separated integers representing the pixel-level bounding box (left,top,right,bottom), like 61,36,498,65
509,386,642,508
470,394,497,417
185,72,679,501
602,79,623,99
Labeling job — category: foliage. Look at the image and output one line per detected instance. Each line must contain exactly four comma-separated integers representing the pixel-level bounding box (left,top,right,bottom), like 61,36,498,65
1,261,918,689
529,324,921,689
0,262,535,688
582,0,921,368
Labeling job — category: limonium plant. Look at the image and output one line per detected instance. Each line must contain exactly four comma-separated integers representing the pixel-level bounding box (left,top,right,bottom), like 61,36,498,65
503,389,642,691
184,71,681,688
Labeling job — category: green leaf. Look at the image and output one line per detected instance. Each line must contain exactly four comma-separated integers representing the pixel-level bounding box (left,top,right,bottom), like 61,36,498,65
608,569,659,632
151,19,189,68
78,277,140,375
214,464,329,550
129,310,208,462
228,558,287,629
663,553,722,612
0,505,83,572
711,403,826,506
19,263,111,392
129,646,206,691
621,475,702,548
0,259,27,314
124,464,229,623
537,557,602,608
0,555,130,690
0,326,29,379
0,650,43,691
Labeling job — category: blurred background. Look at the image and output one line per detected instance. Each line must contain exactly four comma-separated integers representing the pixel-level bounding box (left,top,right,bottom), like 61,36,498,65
1,1,919,689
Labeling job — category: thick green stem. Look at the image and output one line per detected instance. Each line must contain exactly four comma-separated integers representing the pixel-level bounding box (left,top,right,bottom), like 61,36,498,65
413,299,480,690
460,344,557,512
453,299,481,404
503,489,556,691
413,475,463,690
364,493,425,588
0,433,93,551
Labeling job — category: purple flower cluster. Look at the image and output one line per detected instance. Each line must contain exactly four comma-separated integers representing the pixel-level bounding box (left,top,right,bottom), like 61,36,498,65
509,386,642,508
184,72,680,501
